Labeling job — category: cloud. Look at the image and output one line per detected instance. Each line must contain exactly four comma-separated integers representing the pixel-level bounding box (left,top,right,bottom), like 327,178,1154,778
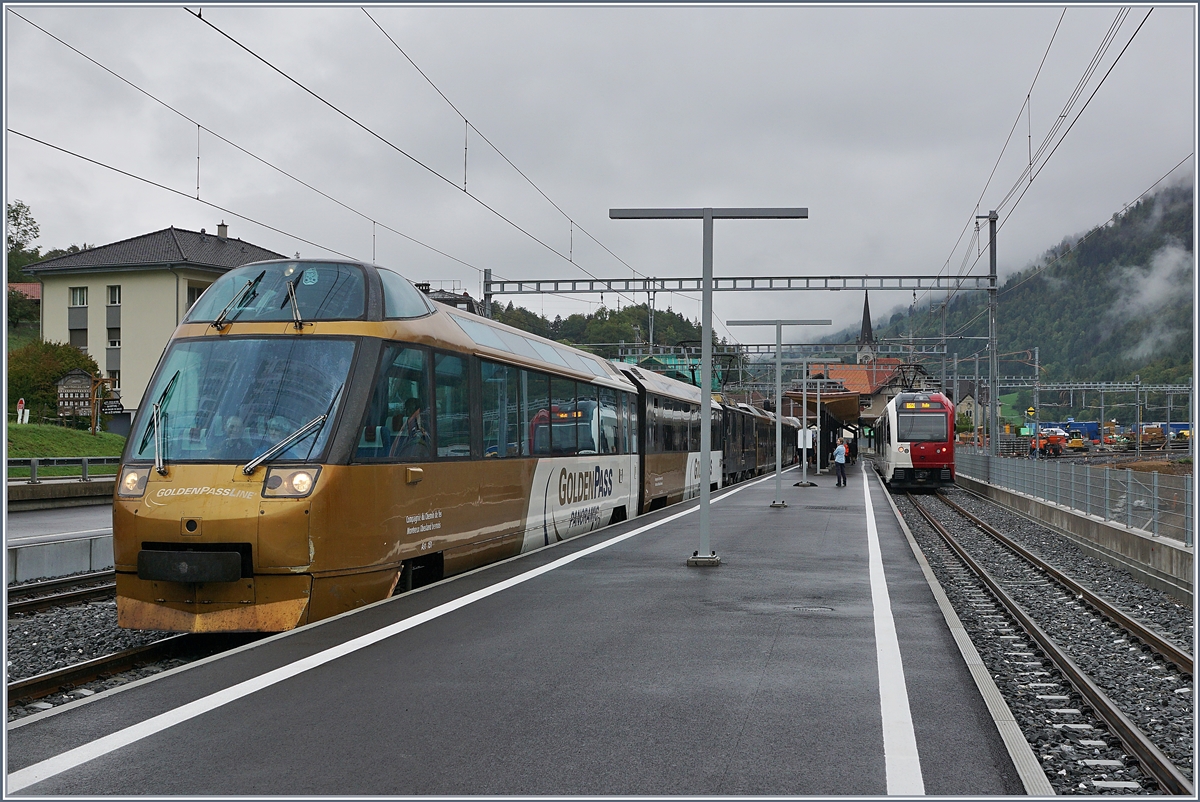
1099,243,1194,359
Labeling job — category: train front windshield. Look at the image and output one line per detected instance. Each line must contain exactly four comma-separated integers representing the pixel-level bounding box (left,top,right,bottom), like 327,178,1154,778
129,337,355,463
897,413,947,443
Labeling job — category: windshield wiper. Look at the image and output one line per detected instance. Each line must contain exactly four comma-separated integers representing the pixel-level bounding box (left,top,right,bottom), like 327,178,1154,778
243,414,328,475
286,280,305,329
211,270,266,330
138,370,179,475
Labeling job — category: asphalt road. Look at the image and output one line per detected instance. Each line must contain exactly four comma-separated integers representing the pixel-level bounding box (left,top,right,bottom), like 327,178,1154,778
4,504,112,545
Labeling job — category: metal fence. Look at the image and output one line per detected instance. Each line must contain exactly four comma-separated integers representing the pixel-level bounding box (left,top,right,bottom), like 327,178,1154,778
956,450,1193,547
7,457,122,483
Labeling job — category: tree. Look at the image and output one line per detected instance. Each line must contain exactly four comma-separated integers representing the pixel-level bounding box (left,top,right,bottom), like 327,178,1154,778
7,288,37,329
6,200,39,252
7,340,100,423
6,200,42,283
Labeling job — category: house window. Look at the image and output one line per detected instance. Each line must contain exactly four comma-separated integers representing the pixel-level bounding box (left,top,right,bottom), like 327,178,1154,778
70,287,88,307
186,283,210,311
108,328,121,348
107,285,121,305
108,371,120,390
69,328,88,351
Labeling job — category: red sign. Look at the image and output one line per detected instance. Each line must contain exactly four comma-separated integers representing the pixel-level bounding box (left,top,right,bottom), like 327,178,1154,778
16,398,24,411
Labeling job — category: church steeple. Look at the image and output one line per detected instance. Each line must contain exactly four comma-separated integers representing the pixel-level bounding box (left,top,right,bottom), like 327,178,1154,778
857,292,875,364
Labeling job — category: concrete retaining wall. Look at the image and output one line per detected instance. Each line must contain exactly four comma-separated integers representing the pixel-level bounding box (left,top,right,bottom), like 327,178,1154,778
7,480,115,512
7,536,114,584
957,474,1193,604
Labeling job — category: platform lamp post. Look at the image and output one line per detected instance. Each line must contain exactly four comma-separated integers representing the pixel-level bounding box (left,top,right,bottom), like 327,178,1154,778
610,207,808,567
728,320,832,507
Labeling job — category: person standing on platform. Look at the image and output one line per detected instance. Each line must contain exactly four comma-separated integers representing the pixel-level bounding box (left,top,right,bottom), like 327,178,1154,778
833,438,847,487
848,438,858,465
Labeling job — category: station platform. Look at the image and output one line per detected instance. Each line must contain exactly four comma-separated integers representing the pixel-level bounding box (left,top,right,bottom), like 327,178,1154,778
7,464,1029,796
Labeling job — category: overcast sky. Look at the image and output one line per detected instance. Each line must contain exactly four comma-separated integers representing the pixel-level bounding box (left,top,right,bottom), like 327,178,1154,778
4,3,1196,346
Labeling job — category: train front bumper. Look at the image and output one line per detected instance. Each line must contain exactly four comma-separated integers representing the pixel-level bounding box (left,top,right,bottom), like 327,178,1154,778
116,572,313,633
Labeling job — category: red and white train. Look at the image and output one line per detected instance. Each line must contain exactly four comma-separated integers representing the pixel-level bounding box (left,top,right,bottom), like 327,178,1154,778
871,391,955,490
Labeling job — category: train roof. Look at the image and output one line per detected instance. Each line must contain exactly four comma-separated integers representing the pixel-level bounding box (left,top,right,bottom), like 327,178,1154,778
439,305,635,392
617,364,707,405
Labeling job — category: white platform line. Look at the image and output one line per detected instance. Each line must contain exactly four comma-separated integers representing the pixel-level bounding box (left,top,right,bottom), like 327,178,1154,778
6,471,782,794
861,464,925,796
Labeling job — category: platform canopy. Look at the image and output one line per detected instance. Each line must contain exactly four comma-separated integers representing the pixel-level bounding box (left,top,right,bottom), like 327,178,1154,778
785,390,863,426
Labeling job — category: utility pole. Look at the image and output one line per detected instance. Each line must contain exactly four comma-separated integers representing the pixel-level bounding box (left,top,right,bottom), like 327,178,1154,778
610,206,808,568
978,210,999,457
728,319,832,506
1034,347,1039,460
974,353,980,448
1135,374,1142,459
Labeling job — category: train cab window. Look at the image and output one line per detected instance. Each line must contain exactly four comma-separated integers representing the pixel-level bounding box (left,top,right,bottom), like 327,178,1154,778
523,370,551,456
598,388,619,455
897,413,947,443
377,267,434,319
358,345,429,461
434,353,471,459
481,360,521,458
184,262,366,324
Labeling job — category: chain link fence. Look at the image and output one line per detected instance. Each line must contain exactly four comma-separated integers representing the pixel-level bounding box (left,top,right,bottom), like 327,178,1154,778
956,450,1193,546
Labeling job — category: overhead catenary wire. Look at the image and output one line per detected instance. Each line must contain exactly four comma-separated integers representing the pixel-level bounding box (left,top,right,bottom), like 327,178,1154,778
359,7,742,344
919,4,1155,335
9,6,647,323
191,6,748,343
5,7,485,277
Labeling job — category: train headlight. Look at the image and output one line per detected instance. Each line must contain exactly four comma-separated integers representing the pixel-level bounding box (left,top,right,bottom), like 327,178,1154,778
118,466,149,498
262,466,321,498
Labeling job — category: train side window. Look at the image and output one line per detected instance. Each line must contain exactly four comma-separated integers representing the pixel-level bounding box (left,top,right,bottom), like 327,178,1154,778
690,404,701,452
434,352,471,459
481,360,521,458
551,377,578,456
598,387,619,455
358,344,429,462
627,392,638,454
524,369,550,456
576,383,598,455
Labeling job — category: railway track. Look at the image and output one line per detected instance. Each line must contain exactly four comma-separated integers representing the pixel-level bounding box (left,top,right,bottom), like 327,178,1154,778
7,634,194,705
905,492,1193,795
7,571,118,615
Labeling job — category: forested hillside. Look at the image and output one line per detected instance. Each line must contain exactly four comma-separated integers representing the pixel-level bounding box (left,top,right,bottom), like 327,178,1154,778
492,301,706,358
846,183,1193,387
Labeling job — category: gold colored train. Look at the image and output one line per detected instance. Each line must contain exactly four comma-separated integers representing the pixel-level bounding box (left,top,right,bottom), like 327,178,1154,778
114,259,800,632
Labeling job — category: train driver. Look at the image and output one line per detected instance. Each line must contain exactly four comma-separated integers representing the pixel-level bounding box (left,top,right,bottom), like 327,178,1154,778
389,397,429,460
216,415,254,459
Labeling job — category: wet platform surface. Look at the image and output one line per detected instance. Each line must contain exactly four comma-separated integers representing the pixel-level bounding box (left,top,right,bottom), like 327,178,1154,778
7,464,1025,795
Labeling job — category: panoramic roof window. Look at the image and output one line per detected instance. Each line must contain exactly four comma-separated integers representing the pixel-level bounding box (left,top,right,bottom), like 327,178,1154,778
185,262,366,324
377,266,434,319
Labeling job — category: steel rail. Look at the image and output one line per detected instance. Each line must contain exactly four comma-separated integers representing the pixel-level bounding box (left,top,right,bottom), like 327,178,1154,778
7,583,117,615
7,570,116,599
905,494,1194,796
935,492,1193,674
7,635,193,704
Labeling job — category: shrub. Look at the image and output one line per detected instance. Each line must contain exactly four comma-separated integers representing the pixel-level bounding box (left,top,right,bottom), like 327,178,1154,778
8,340,101,423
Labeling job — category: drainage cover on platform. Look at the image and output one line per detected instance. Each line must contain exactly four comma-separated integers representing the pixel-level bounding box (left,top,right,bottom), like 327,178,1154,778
792,606,835,612
802,506,851,511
